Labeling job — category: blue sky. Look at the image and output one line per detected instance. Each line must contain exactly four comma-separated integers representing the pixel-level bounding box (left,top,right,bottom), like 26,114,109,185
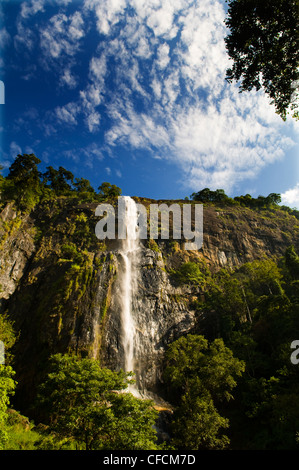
0,0,298,206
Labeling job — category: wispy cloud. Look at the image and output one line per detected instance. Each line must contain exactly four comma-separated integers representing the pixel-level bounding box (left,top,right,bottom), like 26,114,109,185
63,142,104,168
40,11,84,61
20,0,45,19
0,27,10,49
10,141,22,158
55,102,80,125
84,0,126,36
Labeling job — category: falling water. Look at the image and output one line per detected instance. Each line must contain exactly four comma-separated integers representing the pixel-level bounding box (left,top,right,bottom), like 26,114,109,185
118,196,140,391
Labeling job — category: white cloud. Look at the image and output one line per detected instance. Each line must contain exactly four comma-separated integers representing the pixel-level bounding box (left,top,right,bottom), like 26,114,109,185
0,27,10,48
84,0,126,35
55,0,73,5
86,111,101,133
63,143,104,168
20,0,45,19
89,55,107,88
60,67,77,88
156,42,170,69
281,184,299,209
40,12,84,60
14,19,36,51
55,102,80,125
10,141,22,158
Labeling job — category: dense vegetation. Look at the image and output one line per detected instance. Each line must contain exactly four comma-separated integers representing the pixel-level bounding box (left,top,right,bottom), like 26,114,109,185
189,187,299,219
1,154,299,450
0,153,122,212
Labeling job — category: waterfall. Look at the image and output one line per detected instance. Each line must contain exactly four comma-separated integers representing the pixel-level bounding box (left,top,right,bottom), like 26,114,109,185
118,196,140,392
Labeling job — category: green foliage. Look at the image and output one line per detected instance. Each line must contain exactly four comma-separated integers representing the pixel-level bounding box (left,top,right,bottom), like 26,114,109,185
98,182,122,199
234,193,282,208
164,334,245,449
224,0,299,120
42,166,74,195
2,154,42,211
171,261,204,286
197,247,299,449
37,354,159,450
190,188,231,203
73,177,97,201
171,393,230,450
0,314,17,365
0,153,122,211
284,245,299,279
190,189,283,210
0,365,17,449
4,410,40,450
147,238,160,252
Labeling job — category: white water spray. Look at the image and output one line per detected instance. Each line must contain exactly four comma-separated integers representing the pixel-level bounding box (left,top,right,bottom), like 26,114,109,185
118,196,140,386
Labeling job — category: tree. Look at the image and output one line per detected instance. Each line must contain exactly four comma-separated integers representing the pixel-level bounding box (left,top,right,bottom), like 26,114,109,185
164,334,245,449
42,166,74,195
37,354,159,450
0,314,17,366
98,182,122,199
3,154,42,210
0,365,16,449
74,177,95,194
73,178,97,202
170,393,230,450
224,0,299,120
266,193,281,205
284,245,299,279
190,188,229,203
172,262,204,286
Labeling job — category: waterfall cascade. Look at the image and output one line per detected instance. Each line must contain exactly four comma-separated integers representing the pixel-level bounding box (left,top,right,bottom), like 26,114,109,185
101,196,190,407
118,196,141,395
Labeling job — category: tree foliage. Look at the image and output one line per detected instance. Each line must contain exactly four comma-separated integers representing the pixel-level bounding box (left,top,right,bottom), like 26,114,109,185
98,182,122,199
42,166,74,195
37,354,159,450
164,334,245,449
224,0,299,120
196,247,299,449
0,153,123,211
0,365,16,449
2,154,42,210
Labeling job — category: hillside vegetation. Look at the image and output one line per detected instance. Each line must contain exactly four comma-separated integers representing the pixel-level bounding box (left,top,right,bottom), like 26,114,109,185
0,154,299,450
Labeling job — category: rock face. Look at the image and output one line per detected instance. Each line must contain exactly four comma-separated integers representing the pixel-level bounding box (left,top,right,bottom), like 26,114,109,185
0,198,299,412
101,244,197,398
0,204,36,309
200,205,295,271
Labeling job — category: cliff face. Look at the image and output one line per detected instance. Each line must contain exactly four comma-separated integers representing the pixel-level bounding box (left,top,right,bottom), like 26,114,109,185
0,197,298,411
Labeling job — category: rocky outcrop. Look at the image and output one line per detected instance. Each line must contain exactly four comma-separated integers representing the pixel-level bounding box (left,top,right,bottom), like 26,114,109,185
0,204,36,308
200,205,296,270
0,198,298,413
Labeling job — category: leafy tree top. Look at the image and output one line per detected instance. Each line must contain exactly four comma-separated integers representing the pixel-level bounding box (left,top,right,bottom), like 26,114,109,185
224,0,299,120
